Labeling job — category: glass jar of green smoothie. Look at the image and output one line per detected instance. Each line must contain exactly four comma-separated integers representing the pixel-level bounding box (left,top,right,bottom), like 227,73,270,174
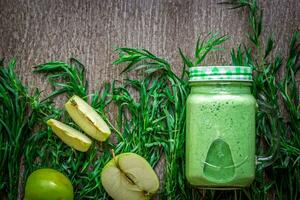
186,66,256,188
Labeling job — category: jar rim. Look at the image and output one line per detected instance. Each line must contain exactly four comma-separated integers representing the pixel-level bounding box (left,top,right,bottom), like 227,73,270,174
189,81,253,86
189,66,253,82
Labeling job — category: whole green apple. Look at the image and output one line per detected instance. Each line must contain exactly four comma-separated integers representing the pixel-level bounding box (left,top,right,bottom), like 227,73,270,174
24,168,74,200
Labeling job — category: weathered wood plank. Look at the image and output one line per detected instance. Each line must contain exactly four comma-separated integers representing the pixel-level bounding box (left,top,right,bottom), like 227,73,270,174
1,0,299,91
0,0,299,198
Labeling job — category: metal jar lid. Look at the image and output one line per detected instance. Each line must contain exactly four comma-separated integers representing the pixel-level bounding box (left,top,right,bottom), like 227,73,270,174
189,66,253,82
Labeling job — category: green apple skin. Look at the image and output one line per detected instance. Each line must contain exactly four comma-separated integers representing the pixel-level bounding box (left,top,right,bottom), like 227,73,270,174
24,168,74,200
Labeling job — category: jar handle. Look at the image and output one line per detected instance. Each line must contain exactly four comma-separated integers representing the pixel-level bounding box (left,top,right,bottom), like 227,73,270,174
255,113,280,169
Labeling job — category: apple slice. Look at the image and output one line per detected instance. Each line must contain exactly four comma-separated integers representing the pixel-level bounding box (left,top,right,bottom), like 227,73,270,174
101,153,159,200
65,95,111,141
47,119,92,152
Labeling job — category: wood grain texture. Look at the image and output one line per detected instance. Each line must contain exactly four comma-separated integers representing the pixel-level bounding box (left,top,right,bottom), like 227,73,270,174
1,0,299,91
0,0,299,198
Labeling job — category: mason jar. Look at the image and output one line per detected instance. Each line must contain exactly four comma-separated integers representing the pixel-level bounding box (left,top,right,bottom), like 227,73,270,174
185,66,256,188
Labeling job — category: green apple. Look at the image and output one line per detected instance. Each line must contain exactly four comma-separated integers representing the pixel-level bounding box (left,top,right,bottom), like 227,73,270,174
24,168,74,200
65,95,111,141
47,119,92,152
101,153,160,200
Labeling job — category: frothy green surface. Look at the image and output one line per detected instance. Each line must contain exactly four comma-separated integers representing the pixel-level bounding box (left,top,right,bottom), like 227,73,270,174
186,83,256,188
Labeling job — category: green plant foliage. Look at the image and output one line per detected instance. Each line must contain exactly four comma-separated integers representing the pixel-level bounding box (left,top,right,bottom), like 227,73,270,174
179,33,229,67
0,1,299,199
224,0,300,199
0,59,35,199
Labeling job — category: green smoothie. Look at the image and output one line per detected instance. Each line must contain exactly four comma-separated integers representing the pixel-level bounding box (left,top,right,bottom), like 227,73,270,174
186,82,256,188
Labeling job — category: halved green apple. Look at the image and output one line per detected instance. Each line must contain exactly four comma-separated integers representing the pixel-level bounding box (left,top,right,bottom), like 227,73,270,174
65,95,111,141
47,119,92,152
101,153,160,200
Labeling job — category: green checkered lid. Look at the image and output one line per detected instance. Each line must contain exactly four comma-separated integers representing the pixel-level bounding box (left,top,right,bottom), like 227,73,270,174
189,66,253,82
